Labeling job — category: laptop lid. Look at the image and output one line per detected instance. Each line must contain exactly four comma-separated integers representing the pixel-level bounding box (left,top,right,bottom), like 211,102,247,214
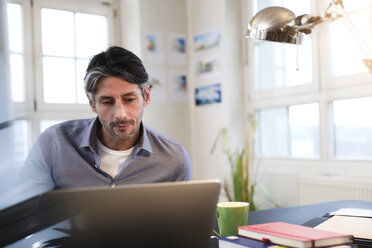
38,179,221,248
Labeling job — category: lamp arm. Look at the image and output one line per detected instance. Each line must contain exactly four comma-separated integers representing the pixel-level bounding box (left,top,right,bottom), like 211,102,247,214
294,15,324,34
293,0,345,34
338,6,372,58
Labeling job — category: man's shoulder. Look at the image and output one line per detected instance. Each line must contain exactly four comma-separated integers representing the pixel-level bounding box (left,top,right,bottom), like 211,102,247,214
144,125,183,149
140,125,192,181
41,118,96,141
47,118,94,132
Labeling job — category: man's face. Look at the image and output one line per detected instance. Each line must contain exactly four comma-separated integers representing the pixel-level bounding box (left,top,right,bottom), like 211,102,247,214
89,77,150,149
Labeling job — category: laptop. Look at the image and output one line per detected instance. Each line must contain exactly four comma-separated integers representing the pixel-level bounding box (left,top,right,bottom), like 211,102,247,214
36,179,221,248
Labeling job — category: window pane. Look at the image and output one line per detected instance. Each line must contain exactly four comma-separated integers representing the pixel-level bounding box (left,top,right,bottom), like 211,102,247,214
255,40,312,90
43,57,76,103
9,53,25,102
7,3,25,103
7,3,23,53
327,1,372,77
253,0,312,91
332,97,372,159
41,8,75,57
76,59,89,104
257,103,319,158
40,9,109,104
289,103,319,158
75,13,108,58
257,107,289,157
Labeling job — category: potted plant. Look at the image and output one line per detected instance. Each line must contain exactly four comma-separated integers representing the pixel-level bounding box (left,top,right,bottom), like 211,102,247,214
211,116,278,211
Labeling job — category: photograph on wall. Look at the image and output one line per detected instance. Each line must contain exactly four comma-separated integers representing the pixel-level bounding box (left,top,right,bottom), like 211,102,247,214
193,26,220,52
147,68,167,102
145,31,165,64
195,83,221,106
169,70,187,102
195,55,221,82
167,33,187,66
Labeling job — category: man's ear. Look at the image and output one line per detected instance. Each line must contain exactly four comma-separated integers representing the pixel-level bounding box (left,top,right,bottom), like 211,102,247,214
144,85,151,106
88,96,97,113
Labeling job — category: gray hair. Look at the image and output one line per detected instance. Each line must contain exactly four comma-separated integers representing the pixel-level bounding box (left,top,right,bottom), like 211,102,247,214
84,46,150,105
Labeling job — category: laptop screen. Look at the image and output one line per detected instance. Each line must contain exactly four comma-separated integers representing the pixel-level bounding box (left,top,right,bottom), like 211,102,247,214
1,179,221,248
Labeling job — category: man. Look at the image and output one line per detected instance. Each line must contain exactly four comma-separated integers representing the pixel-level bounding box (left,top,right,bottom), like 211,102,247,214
20,46,191,193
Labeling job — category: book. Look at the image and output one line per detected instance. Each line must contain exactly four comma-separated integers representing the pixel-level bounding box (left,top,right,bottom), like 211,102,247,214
238,222,354,248
315,214,372,240
219,235,281,248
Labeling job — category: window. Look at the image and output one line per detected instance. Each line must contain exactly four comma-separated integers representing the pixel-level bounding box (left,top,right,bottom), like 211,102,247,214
326,0,372,78
33,0,114,110
6,2,25,103
40,8,109,104
331,97,372,160
254,41,313,90
252,0,312,92
248,0,372,162
256,103,319,158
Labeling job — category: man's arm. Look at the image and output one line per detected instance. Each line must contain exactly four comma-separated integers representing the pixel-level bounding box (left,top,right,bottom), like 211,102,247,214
0,130,56,208
175,146,192,181
21,128,56,188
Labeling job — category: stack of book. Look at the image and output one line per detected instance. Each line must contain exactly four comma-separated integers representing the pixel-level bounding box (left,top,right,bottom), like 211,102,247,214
219,222,354,248
314,208,372,247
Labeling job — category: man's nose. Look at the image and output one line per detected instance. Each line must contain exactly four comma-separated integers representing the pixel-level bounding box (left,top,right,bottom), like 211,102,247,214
115,102,127,119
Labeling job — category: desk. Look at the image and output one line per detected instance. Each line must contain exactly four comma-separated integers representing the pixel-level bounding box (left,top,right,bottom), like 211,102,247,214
247,199,372,226
211,200,372,247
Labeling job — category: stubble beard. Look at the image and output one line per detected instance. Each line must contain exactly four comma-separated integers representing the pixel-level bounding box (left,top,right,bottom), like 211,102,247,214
103,110,143,142
104,119,137,142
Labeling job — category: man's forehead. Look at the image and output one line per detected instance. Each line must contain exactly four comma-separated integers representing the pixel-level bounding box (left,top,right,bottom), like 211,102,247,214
97,91,138,99
96,77,141,92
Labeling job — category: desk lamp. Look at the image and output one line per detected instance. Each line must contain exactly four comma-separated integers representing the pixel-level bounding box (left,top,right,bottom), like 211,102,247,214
245,0,372,73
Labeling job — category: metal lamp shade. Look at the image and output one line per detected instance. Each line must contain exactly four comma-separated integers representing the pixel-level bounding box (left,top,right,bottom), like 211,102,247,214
246,6,304,45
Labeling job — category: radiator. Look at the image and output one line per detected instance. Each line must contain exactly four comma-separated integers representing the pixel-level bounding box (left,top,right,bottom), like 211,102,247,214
298,174,372,205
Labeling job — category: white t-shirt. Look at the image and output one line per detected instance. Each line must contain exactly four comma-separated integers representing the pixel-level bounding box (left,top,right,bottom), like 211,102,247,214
97,139,134,178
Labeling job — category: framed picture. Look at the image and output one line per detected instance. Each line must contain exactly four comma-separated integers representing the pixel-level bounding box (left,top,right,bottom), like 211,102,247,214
167,33,187,66
193,27,220,52
169,70,187,102
195,83,221,106
145,31,165,64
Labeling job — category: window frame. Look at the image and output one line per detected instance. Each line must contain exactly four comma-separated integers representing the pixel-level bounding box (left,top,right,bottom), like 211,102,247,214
246,0,372,162
318,0,372,90
7,0,34,117
247,0,320,102
32,0,116,112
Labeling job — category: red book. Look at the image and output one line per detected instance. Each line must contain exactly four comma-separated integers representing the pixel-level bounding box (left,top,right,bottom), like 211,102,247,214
238,222,354,248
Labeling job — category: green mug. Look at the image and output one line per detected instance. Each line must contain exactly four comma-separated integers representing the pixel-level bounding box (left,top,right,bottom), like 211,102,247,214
216,202,249,236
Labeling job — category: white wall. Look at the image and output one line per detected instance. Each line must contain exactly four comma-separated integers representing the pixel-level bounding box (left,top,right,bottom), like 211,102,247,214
119,0,247,189
187,0,247,193
117,0,142,57
140,0,191,152
118,0,191,153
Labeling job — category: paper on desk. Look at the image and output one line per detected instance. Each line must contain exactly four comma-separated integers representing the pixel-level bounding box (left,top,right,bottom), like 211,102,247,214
315,215,372,239
329,208,372,218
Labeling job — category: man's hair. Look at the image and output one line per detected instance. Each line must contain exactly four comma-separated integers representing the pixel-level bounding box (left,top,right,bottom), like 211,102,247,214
84,46,149,105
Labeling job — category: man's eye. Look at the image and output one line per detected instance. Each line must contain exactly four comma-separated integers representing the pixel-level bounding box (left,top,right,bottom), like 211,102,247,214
126,98,136,103
102,101,113,105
